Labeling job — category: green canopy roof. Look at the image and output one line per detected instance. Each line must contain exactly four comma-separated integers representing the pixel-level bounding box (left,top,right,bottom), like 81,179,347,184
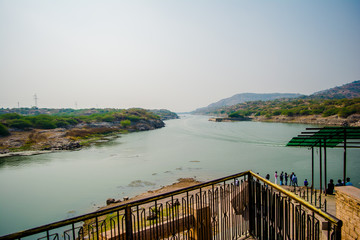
286,127,360,148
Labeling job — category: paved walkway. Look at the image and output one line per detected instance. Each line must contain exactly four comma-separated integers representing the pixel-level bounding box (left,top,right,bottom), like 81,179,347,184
280,185,337,217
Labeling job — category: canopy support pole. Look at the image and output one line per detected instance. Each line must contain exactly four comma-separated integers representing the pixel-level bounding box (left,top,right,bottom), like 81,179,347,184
324,139,327,195
319,140,322,193
311,146,314,193
343,128,347,185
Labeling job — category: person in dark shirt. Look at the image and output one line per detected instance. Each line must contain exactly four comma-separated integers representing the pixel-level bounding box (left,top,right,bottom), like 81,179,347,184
304,179,309,187
335,179,343,186
265,174,270,181
326,179,335,194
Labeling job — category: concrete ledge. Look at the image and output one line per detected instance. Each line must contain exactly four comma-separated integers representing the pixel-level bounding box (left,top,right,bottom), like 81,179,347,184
335,186,360,201
335,186,360,239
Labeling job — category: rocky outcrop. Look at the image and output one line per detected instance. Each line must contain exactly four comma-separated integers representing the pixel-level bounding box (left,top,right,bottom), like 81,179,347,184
0,118,166,156
209,117,251,122
131,119,165,131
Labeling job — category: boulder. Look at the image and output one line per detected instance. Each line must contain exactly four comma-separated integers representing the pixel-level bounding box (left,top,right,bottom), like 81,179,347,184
106,198,116,205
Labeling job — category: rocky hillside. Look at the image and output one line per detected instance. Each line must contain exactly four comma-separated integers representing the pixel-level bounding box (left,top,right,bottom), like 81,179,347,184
193,81,360,116
193,93,302,114
310,80,360,99
193,81,360,126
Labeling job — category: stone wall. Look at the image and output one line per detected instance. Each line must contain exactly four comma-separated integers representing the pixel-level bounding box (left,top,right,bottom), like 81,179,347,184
335,186,360,240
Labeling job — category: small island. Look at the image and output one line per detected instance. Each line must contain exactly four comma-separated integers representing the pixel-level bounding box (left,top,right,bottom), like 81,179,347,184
209,116,251,122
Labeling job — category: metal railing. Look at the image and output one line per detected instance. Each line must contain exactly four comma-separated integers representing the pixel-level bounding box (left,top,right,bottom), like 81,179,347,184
290,186,328,212
0,171,342,240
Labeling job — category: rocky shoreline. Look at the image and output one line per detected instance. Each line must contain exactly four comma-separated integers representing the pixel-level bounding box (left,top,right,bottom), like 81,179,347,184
0,119,165,157
209,114,360,127
252,114,360,126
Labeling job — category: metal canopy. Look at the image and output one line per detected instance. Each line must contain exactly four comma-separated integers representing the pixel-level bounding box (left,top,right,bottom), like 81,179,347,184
287,127,360,148
286,126,360,194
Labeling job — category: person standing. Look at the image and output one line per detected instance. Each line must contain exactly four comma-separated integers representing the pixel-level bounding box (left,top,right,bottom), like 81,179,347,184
274,171,278,185
285,173,288,185
290,172,294,186
293,174,298,187
265,174,270,181
280,172,284,185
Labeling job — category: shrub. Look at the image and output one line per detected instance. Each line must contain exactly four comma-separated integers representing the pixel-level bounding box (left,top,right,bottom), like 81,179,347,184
120,120,131,127
0,113,22,120
33,119,57,129
8,119,33,130
0,123,10,136
100,115,116,122
228,111,244,118
322,108,339,117
126,115,141,122
55,119,70,128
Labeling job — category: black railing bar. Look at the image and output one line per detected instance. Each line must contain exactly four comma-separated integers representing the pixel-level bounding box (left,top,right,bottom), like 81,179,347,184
123,170,251,207
249,171,342,226
301,131,360,134
297,134,360,138
0,170,250,240
306,127,360,130
289,145,360,148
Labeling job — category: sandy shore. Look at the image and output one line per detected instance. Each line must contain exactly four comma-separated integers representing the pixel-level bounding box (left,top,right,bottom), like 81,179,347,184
99,178,202,211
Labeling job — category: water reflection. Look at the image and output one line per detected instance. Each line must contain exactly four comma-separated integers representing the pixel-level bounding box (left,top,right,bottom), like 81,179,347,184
0,154,49,168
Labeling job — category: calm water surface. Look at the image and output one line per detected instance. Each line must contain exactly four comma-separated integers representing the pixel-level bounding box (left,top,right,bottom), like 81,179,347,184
0,115,359,235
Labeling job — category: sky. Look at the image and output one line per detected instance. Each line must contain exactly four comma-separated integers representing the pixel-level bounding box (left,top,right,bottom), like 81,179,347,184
0,1,359,112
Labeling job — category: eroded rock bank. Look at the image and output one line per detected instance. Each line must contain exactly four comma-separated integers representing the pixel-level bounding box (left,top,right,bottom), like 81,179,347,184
0,119,165,157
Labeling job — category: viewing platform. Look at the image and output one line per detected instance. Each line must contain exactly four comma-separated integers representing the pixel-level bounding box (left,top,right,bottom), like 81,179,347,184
0,171,348,240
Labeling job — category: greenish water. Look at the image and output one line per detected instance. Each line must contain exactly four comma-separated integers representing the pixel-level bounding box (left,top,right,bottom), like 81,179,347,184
0,115,359,236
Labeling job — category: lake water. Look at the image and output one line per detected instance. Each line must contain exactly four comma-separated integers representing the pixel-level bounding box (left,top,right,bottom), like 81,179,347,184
0,115,359,236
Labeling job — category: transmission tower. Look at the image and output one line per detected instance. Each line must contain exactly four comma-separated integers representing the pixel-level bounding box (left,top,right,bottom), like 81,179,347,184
33,94,38,108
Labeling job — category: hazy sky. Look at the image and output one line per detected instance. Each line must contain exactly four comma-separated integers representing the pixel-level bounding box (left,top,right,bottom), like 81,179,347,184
1,1,359,112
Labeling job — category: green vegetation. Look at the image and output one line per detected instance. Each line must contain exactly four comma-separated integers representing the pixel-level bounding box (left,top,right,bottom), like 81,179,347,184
120,120,131,127
0,123,10,137
228,111,245,118
209,98,360,119
0,108,164,131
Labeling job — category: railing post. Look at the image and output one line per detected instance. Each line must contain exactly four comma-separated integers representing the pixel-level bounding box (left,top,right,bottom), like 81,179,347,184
125,206,133,240
335,221,343,240
248,172,255,236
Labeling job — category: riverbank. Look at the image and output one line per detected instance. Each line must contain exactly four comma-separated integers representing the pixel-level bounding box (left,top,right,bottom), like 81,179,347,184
0,119,165,157
209,114,360,126
253,114,360,126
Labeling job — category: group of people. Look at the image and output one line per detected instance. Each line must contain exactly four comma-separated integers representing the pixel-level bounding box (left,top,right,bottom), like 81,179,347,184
326,177,353,195
265,171,299,186
264,171,355,194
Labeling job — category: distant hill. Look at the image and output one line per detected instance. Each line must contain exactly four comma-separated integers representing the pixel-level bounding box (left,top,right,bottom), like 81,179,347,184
309,80,360,99
192,81,360,115
192,93,302,114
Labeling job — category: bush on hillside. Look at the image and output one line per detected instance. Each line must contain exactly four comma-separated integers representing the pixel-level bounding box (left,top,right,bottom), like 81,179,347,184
120,120,131,127
8,119,33,130
0,123,10,136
